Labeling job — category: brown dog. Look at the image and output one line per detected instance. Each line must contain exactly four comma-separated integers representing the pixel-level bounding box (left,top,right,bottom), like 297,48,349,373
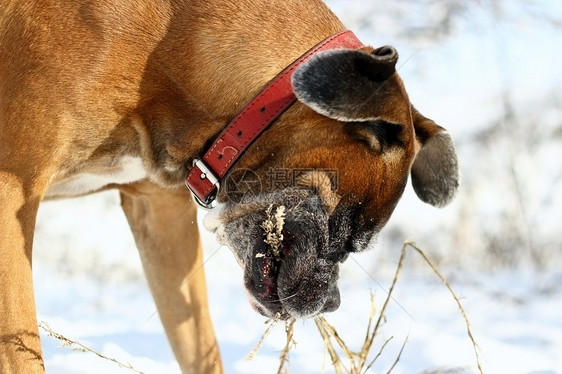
0,1,459,373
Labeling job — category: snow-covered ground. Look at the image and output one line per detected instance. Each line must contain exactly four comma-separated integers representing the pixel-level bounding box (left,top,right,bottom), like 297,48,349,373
34,192,562,374
31,1,562,373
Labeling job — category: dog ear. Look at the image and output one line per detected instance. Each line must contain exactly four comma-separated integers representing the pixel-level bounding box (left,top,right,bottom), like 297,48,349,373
292,46,399,122
410,107,460,207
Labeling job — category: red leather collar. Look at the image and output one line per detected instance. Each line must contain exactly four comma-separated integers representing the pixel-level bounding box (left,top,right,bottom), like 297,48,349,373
186,30,363,208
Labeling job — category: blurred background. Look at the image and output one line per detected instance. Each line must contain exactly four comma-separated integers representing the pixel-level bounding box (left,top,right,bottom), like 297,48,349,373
329,0,562,270
33,1,562,373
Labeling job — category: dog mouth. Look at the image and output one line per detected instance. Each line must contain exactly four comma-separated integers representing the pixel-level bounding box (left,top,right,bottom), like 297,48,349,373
206,188,349,319
247,228,292,318
245,220,341,319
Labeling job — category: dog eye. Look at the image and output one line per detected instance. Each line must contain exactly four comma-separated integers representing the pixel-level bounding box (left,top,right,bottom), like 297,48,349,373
367,120,404,146
348,120,404,152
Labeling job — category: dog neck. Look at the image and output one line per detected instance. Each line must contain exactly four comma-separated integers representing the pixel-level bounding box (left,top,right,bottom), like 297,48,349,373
185,31,363,208
136,1,347,184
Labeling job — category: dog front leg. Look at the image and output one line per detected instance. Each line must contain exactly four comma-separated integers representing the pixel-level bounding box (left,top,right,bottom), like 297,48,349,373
119,182,222,374
0,173,44,373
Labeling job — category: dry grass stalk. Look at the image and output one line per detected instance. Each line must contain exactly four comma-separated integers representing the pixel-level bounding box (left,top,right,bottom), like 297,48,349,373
251,240,484,374
246,315,296,374
403,241,485,374
312,241,409,374
38,321,144,374
261,204,286,259
313,241,484,374
314,317,349,374
246,313,282,361
276,318,297,374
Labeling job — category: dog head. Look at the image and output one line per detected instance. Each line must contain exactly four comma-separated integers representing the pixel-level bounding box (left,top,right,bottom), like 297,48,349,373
204,46,459,319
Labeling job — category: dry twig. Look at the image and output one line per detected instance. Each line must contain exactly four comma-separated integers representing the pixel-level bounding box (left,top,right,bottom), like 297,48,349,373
250,238,484,374
246,313,282,361
38,321,144,374
276,318,297,374
261,204,286,259
404,241,485,374
313,239,409,374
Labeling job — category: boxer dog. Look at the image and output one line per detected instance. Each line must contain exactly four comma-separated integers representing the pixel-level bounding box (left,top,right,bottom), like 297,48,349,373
0,1,458,373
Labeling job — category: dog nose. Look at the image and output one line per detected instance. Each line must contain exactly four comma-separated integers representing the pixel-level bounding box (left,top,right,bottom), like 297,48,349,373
321,287,341,314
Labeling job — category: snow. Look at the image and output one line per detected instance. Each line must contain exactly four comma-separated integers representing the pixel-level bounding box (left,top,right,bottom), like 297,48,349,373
29,1,562,373
33,191,562,374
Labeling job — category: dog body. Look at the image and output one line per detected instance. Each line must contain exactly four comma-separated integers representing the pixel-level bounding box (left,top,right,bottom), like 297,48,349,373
0,1,458,373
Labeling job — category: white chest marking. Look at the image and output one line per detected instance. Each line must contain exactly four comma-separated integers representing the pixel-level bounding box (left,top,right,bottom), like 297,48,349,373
46,156,147,198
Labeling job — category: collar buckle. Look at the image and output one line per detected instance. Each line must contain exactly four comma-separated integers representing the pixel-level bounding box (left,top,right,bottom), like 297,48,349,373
189,159,220,209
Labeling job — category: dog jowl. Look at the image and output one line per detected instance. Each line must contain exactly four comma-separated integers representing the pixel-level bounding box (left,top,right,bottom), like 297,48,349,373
204,45,459,320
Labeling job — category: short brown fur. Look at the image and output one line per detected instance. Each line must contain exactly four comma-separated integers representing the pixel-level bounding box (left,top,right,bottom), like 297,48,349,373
0,1,457,373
